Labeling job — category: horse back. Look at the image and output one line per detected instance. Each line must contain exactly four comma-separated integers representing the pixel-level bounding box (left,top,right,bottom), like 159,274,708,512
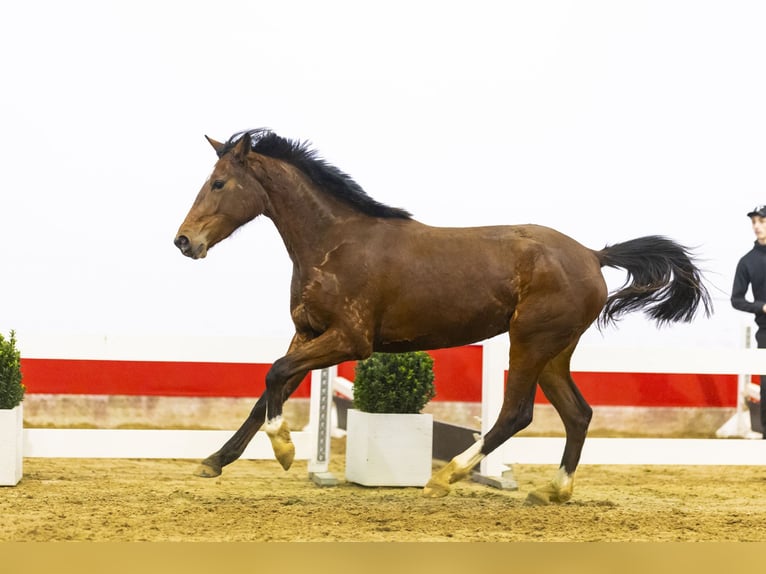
342,221,606,351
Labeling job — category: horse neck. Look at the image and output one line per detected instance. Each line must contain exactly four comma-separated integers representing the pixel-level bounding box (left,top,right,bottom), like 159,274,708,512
251,155,358,263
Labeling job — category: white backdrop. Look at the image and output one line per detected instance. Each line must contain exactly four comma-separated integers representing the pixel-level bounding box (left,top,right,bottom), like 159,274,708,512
1,1,764,352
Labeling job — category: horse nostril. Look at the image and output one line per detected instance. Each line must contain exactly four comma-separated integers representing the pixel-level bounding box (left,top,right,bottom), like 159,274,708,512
174,235,189,249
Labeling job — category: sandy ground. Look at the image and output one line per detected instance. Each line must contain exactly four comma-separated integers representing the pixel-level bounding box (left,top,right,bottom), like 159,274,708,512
2,437,765,542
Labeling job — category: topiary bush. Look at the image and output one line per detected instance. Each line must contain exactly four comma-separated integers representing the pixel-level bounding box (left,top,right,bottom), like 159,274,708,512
353,351,436,414
0,330,24,410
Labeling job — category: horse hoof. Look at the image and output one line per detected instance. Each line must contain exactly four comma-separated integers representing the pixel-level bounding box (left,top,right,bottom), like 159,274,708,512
266,419,295,470
422,478,450,498
525,483,571,506
195,461,222,478
274,443,295,471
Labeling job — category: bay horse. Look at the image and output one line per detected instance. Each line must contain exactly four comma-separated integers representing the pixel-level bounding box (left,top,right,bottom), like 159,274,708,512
174,129,711,504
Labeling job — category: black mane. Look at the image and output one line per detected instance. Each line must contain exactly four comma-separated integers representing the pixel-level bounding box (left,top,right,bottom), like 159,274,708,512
221,129,412,220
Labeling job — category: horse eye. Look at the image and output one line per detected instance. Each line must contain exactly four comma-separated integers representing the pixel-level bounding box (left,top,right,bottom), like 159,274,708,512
212,180,225,190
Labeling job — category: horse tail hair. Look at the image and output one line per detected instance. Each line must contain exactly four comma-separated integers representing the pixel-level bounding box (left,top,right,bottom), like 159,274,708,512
595,235,712,328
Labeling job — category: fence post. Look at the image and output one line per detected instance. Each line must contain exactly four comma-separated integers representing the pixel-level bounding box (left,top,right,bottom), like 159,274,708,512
307,366,339,485
478,337,511,479
736,325,754,436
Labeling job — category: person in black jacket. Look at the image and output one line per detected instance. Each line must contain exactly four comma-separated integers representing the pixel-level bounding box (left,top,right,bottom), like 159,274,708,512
731,204,766,436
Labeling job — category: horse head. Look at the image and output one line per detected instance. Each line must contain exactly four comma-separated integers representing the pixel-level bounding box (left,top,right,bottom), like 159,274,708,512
174,133,268,259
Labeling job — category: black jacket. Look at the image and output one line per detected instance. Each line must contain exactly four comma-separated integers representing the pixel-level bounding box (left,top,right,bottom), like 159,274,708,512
731,241,766,327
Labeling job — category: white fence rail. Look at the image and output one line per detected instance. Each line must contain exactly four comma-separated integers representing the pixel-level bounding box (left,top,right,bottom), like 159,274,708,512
20,332,338,479
480,336,765,476
16,333,766,473
23,428,310,460
22,364,335,470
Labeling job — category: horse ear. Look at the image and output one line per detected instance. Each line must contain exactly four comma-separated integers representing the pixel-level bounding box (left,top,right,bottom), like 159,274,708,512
232,132,252,162
205,136,226,158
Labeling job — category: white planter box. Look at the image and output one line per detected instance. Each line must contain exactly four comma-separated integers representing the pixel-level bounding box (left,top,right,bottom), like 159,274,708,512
345,409,433,487
0,404,23,486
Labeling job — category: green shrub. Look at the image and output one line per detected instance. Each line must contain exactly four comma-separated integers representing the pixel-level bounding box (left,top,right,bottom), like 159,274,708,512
0,330,24,409
353,351,435,414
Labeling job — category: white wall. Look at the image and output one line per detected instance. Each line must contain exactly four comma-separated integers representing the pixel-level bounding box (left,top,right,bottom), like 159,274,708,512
1,1,764,351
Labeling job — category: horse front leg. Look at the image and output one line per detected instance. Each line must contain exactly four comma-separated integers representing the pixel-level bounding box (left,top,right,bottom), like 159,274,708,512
263,328,369,470
195,372,306,477
196,393,267,477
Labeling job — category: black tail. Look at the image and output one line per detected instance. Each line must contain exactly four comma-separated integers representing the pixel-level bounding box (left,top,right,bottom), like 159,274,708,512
596,235,712,327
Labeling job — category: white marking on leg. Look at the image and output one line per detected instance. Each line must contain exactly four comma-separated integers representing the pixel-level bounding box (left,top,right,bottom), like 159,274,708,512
453,438,486,471
263,416,283,435
552,466,574,496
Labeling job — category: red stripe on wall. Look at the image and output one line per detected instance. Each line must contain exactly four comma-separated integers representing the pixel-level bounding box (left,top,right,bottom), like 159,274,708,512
337,346,483,402
20,347,480,401
540,372,739,408
20,358,311,398
20,346,740,407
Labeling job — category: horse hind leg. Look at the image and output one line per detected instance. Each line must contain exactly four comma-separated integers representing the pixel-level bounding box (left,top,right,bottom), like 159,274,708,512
525,345,592,505
422,438,491,498
423,322,583,499
423,373,538,498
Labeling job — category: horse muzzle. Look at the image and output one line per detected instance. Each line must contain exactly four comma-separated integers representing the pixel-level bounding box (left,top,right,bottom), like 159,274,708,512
174,234,208,259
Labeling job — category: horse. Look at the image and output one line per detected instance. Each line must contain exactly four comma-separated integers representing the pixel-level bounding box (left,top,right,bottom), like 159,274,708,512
174,128,712,504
